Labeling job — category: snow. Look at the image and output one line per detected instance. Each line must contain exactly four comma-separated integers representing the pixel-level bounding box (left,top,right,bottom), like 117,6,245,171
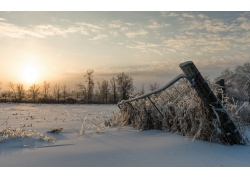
0,103,250,176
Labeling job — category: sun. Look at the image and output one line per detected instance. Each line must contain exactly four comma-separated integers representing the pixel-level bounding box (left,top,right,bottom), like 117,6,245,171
21,63,40,83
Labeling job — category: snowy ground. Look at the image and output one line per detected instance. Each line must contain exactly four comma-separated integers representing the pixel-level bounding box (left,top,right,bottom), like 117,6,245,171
0,103,250,168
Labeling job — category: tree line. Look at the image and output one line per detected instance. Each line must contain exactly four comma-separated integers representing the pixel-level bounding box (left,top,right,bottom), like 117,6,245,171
2,62,249,105
0,70,160,104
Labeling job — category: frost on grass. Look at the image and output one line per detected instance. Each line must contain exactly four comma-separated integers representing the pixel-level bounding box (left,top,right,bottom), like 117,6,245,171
107,79,250,145
0,127,56,143
67,115,109,136
78,118,109,135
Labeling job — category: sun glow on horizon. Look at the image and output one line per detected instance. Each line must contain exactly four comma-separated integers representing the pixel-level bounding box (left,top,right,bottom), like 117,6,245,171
21,62,40,84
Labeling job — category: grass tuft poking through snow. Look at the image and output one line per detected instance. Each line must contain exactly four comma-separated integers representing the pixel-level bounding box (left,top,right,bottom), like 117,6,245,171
47,127,63,134
0,127,56,142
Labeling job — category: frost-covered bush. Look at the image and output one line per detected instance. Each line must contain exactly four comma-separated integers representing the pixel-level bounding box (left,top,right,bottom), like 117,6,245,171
214,66,250,124
107,78,249,145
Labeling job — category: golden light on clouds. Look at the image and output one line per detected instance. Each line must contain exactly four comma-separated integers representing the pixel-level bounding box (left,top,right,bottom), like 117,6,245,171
1,11,250,91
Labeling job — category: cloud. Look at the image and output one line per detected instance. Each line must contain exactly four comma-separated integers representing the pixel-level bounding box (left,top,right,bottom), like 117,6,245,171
109,23,121,28
237,17,248,22
75,22,103,32
160,12,179,17
0,18,146,42
169,12,179,17
120,27,129,31
125,23,136,26
1,12,250,61
90,34,108,40
125,29,148,38
0,22,42,38
160,11,167,17
182,13,195,19
96,61,179,77
181,18,238,33
33,24,68,37
0,18,5,21
126,42,162,54
146,21,170,29
0,21,88,38
197,14,208,19
239,21,250,30
161,31,238,55
109,30,119,37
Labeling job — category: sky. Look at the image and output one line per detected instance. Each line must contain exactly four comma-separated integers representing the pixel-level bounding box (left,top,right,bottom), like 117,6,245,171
1,10,250,91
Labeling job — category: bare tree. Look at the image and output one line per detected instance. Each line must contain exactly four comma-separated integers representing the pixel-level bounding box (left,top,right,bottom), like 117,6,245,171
77,83,87,101
214,68,236,91
235,62,250,75
28,84,40,102
94,81,102,101
110,77,117,103
16,83,25,102
62,84,69,100
116,72,134,100
73,84,81,101
42,81,50,99
214,67,249,103
137,84,145,95
84,69,94,102
8,82,17,101
235,63,250,93
100,80,109,103
53,84,61,102
149,82,160,91
1,90,12,102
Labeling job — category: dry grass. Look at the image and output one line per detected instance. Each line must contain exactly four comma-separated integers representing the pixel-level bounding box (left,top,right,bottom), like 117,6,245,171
78,118,109,135
65,115,109,136
0,127,56,142
107,79,249,145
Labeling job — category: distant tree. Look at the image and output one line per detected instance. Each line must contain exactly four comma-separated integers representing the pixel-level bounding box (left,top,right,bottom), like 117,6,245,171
28,84,40,102
235,62,250,76
72,84,81,101
137,84,145,95
235,62,250,93
62,84,69,100
214,67,249,103
100,80,109,103
1,90,12,102
8,82,17,101
84,69,95,102
116,72,134,100
95,81,102,101
16,83,25,102
77,83,87,101
42,81,50,99
0,90,9,102
1,91,6,98
149,82,160,91
53,84,61,102
214,68,236,92
110,77,117,103
215,68,235,82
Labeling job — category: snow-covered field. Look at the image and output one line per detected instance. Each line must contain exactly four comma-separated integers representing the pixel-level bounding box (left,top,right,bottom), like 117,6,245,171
1,103,250,168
